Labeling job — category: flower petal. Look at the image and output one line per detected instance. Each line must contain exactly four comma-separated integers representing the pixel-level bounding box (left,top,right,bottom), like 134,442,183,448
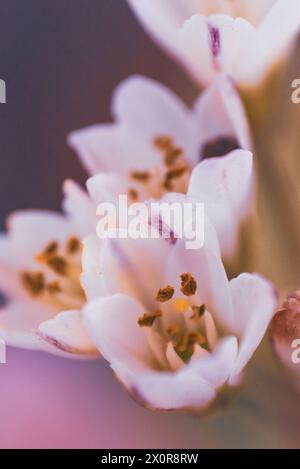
166,238,233,331
188,149,253,257
36,310,98,357
194,73,252,160
84,294,160,369
0,298,53,350
259,0,300,69
188,336,238,389
229,273,277,379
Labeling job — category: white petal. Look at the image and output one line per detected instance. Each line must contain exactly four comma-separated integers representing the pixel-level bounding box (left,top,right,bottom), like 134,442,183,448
179,14,264,85
194,73,252,159
101,236,171,309
0,299,53,350
6,210,73,261
84,294,159,370
112,75,198,163
188,336,238,389
122,367,216,411
259,0,300,69
81,234,108,301
188,149,253,257
62,179,96,236
229,273,277,379
36,310,98,356
166,342,184,371
68,123,158,175
86,173,130,207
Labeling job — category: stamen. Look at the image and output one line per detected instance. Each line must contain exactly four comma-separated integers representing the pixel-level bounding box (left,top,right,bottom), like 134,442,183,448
47,256,68,276
66,236,81,255
156,285,175,303
130,170,151,182
21,271,45,296
163,166,189,190
180,273,197,296
128,188,139,202
190,304,206,320
153,135,173,151
47,281,62,294
137,310,162,327
43,241,59,256
164,147,182,166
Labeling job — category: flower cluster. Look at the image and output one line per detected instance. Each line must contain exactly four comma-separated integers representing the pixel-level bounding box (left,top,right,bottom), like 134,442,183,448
1,0,300,412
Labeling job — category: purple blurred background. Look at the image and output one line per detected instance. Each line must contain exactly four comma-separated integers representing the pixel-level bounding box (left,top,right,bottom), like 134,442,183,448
0,1,300,449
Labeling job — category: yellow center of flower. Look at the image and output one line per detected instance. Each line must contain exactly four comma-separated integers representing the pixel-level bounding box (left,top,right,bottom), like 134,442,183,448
137,272,214,366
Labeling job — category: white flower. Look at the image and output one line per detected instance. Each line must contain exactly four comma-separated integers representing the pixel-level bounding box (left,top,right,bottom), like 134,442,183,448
0,180,98,356
69,74,253,257
83,224,277,411
127,0,300,86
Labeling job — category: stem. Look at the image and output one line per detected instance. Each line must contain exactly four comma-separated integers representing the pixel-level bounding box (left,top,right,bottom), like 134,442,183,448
241,52,300,296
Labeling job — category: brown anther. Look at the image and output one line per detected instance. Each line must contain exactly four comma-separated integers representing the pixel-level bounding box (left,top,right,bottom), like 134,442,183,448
66,236,81,255
47,281,62,294
21,271,45,296
43,241,59,256
190,304,206,320
164,147,183,166
137,310,162,327
47,256,68,275
156,285,175,303
128,188,139,202
130,171,151,182
153,135,173,150
180,273,197,296
163,166,189,190
201,136,240,160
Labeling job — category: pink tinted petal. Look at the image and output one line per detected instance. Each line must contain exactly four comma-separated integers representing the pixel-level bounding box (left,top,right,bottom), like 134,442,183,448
36,310,98,357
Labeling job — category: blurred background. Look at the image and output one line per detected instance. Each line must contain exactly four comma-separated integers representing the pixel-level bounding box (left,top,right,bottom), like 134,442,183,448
0,0,299,449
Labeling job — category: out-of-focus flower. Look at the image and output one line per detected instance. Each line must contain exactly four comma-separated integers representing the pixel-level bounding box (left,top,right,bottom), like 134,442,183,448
69,74,253,257
86,148,253,260
127,0,300,86
68,74,251,194
0,180,98,356
270,290,300,385
83,225,277,411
